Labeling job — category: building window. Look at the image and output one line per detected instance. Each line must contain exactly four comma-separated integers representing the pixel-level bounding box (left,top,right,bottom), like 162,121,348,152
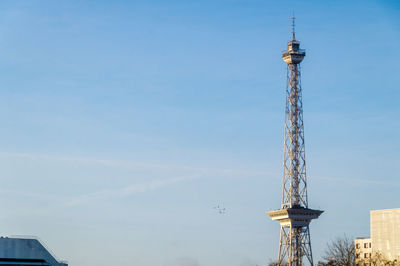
364,243,368,248
369,243,371,248
356,253,360,258
356,243,360,249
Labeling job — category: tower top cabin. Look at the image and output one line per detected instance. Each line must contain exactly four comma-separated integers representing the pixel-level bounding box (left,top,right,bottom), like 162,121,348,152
282,17,305,65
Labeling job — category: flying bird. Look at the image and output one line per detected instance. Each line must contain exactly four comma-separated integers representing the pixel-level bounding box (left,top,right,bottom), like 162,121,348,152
213,205,226,214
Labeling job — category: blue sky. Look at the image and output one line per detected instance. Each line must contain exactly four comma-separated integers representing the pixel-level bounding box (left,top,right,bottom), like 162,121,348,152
0,0,399,265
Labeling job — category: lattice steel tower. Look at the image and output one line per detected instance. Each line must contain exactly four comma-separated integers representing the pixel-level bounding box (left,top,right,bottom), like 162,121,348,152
267,18,323,266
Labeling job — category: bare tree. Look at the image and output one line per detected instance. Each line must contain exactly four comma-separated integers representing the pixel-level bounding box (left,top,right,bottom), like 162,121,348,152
267,260,287,266
360,251,400,266
317,260,336,266
318,235,355,266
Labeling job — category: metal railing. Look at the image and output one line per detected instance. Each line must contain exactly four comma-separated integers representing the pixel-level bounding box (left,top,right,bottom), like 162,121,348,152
282,49,306,54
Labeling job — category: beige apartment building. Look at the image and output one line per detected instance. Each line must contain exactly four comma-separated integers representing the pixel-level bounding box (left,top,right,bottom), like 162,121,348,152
355,237,372,263
355,208,400,264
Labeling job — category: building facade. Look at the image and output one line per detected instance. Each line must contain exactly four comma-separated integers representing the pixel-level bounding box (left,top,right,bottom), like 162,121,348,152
371,208,400,261
355,208,400,264
355,237,372,264
0,237,67,266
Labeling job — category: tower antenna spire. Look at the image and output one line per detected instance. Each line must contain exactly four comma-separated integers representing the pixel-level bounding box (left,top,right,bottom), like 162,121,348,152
291,15,296,40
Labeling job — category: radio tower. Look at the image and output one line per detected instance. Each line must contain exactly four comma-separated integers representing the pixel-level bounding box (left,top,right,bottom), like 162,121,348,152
267,17,323,266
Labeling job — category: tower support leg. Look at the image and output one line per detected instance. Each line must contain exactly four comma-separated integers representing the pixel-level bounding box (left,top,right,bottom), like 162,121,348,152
277,226,314,266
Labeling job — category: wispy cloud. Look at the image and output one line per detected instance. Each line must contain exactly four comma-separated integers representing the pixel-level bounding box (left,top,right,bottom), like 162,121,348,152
316,175,400,186
0,152,277,207
0,151,274,176
166,257,200,266
66,174,200,206
0,151,180,171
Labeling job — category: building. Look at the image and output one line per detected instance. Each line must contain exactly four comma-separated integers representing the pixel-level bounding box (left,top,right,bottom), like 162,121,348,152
355,237,372,264
371,208,400,260
0,237,67,266
355,208,400,263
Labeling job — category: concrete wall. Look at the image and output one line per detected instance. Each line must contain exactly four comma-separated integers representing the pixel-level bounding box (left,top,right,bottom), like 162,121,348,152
370,208,400,261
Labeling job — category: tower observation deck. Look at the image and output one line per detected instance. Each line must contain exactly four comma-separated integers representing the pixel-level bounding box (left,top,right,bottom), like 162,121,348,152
267,17,323,266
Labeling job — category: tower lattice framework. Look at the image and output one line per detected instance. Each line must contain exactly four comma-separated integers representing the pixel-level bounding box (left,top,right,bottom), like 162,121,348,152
267,18,323,266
